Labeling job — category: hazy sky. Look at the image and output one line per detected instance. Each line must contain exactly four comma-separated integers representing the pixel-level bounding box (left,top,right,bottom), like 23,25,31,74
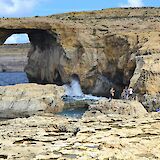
1,0,159,44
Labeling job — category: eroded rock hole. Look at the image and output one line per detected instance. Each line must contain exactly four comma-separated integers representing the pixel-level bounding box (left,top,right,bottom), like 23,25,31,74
0,33,30,85
0,28,66,86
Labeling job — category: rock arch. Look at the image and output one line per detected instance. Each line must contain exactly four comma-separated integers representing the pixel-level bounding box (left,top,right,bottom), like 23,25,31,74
0,7,159,99
0,28,68,85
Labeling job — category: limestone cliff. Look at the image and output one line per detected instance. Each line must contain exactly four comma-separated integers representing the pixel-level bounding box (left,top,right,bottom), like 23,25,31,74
0,7,159,100
0,44,29,72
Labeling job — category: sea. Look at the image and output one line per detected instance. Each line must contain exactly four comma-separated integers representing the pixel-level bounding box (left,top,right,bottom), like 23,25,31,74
0,72,28,86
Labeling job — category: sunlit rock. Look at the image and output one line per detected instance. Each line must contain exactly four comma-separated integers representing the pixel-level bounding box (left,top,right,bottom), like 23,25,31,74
0,84,64,118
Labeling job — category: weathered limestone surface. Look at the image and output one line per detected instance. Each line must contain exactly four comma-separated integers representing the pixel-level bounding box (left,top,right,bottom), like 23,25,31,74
130,54,160,95
0,84,64,118
89,98,147,117
0,7,159,98
0,112,159,159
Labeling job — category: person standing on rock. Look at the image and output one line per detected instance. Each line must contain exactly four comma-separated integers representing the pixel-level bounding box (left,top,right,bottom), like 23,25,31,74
109,87,115,102
121,88,126,99
125,86,129,100
128,87,133,100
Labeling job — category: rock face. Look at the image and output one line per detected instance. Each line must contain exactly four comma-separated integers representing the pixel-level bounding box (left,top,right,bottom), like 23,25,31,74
0,112,159,159
0,8,159,98
0,44,29,72
130,54,160,95
0,84,64,118
89,98,147,117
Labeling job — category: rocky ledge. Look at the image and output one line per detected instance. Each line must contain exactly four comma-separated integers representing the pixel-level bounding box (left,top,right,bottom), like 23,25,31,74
0,83,148,118
0,112,159,159
89,98,147,117
0,84,64,118
0,84,159,159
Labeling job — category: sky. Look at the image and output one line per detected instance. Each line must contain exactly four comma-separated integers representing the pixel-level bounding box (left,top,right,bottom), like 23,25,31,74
1,0,159,44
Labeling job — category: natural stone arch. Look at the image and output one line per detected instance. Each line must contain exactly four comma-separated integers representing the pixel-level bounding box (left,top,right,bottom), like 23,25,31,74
0,28,68,85
0,7,159,99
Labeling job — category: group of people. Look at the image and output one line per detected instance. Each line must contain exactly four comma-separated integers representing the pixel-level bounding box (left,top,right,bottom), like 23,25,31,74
109,86,134,101
121,86,133,100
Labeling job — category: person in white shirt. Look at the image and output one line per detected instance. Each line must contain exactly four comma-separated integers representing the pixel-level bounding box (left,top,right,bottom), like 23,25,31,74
128,87,133,100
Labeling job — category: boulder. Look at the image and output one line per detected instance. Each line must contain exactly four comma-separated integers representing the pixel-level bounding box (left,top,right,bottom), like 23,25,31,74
89,98,147,117
0,84,64,118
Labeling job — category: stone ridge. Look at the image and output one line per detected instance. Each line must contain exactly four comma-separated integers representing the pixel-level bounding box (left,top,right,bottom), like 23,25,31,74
49,7,160,20
0,43,30,54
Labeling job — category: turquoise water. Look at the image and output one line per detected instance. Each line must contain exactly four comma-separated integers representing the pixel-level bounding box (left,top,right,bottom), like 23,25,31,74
0,72,28,86
58,107,88,118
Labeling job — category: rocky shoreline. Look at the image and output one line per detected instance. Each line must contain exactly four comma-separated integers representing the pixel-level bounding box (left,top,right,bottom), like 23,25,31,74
0,7,159,159
0,84,147,119
0,83,159,159
0,111,159,159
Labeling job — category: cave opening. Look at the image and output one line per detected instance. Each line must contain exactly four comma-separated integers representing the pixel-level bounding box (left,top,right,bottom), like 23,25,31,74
0,28,65,86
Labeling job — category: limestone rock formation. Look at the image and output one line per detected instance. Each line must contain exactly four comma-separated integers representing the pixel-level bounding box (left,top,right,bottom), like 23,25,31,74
0,7,159,99
0,112,159,159
130,54,160,95
89,98,147,117
0,44,29,72
0,84,64,118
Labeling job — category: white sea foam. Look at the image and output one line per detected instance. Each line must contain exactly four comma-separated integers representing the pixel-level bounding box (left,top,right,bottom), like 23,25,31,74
63,79,101,101
64,79,83,97
70,79,83,96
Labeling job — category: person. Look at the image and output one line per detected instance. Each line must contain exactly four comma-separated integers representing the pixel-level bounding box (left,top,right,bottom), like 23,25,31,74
125,86,129,100
128,87,133,100
109,87,115,102
121,88,125,99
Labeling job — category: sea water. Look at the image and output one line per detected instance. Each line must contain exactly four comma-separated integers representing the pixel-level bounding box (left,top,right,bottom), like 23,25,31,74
61,79,101,118
58,107,88,119
0,72,28,86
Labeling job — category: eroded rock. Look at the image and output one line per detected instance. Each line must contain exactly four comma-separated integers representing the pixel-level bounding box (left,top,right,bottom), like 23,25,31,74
0,83,64,118
0,112,160,159
89,98,147,117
